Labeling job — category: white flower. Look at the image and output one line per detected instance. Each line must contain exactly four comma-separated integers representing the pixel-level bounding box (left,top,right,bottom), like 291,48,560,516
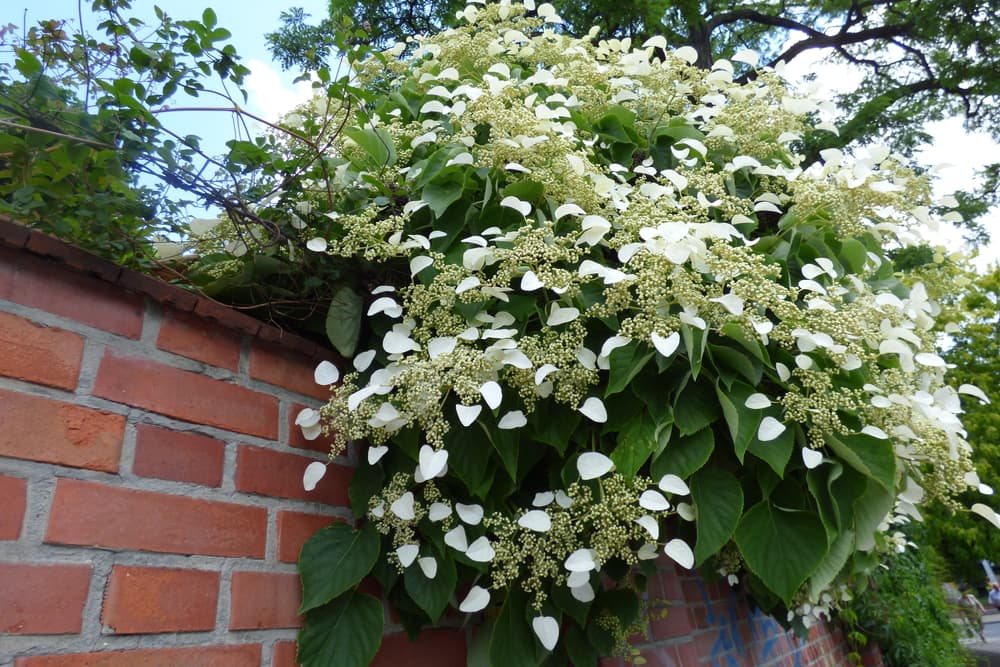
518,510,552,532
577,451,613,479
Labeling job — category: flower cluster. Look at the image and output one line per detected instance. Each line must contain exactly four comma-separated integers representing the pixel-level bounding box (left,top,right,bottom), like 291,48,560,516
290,0,988,658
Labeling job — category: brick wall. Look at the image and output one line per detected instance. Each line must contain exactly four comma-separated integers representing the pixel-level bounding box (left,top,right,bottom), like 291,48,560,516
0,221,877,667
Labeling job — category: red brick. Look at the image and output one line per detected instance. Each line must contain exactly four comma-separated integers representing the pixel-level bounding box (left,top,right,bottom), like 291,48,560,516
675,641,700,666
287,402,335,453
102,566,219,634
650,605,695,639
157,308,241,370
0,217,31,247
116,269,199,312
0,562,91,634
0,474,26,540
15,645,262,667
24,231,123,283
637,646,679,667
250,342,332,400
93,350,278,438
236,445,351,505
0,389,124,472
193,298,263,337
46,478,266,558
132,424,225,487
372,629,467,667
0,312,84,389
277,511,339,562
0,251,143,338
271,641,299,667
229,571,302,629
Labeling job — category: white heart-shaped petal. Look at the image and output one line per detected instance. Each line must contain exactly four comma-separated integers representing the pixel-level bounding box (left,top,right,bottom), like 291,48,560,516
579,397,607,423
564,548,597,572
554,203,587,219
776,362,791,382
418,556,438,579
673,45,698,64
637,542,660,560
640,490,671,511
532,616,560,651
744,393,771,409
959,384,990,404
555,490,573,508
635,515,660,540
303,461,327,491
444,525,469,551
456,403,482,426
480,381,503,410
566,571,589,588
459,586,491,613
547,304,580,326
521,270,544,291
528,493,554,510
466,536,495,562
676,502,696,521
353,350,376,372
972,503,1000,530
367,446,388,465
915,352,945,367
419,445,449,479
410,255,433,277
500,195,532,216
396,544,419,567
456,502,484,525
577,452,614,480
390,492,416,520
314,361,340,386
518,510,552,532
295,408,321,428
658,474,690,495
664,538,695,569
801,448,823,469
306,237,328,252
498,411,527,430
534,364,558,385
570,583,595,602
429,502,452,521
651,331,680,358
757,416,786,442
428,337,457,359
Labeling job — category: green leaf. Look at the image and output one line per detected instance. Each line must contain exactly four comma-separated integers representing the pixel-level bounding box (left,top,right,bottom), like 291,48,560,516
299,523,380,613
715,381,761,461
490,588,541,667
552,577,593,626
651,427,714,480
680,322,708,379
343,126,397,168
734,501,829,603
852,480,894,551
403,555,457,622
527,407,580,455
747,423,795,477
564,623,598,667
297,591,383,667
325,284,363,357
481,419,519,482
691,469,744,565
444,425,494,498
348,462,384,520
838,238,868,273
824,432,896,491
673,379,719,436
807,529,855,600
611,411,657,480
422,175,464,217
605,343,654,396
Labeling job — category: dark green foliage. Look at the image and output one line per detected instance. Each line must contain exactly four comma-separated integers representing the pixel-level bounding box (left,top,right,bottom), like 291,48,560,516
846,546,973,667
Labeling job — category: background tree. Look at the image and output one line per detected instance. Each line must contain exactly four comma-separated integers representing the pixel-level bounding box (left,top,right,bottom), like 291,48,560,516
921,266,1000,585
268,0,1000,242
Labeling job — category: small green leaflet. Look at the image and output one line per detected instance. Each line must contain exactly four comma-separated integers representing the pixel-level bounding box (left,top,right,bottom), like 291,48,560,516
325,284,363,357
297,591,383,667
299,522,380,614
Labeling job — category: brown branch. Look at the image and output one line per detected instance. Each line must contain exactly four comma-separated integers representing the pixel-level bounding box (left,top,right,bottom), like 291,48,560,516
0,119,115,148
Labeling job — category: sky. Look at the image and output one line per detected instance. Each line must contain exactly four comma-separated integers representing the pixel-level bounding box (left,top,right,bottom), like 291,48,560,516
7,1,1000,270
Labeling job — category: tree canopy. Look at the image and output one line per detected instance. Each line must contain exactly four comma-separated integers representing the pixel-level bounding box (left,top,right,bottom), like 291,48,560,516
268,0,1000,242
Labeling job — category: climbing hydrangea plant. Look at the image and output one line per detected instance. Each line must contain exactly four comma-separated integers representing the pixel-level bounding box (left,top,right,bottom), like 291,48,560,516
287,2,991,664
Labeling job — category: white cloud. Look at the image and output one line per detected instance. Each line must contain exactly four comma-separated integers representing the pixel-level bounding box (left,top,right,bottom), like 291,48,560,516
244,58,315,121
